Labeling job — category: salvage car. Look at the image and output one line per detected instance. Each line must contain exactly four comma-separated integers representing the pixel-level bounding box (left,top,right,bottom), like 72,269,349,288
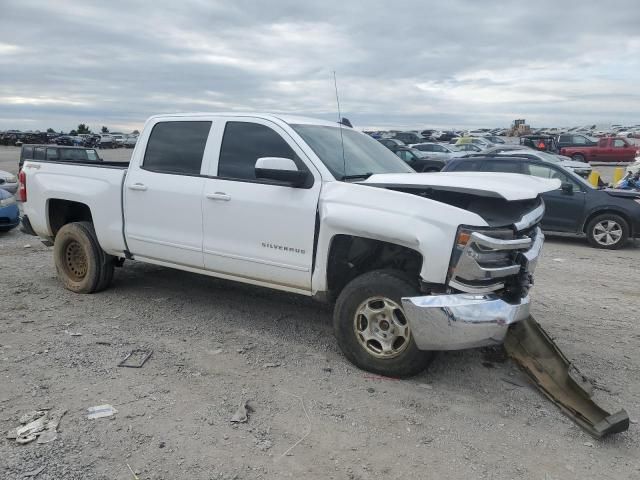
0,169,18,194
392,147,445,172
479,148,592,178
556,133,598,149
18,112,557,378
560,137,638,163
0,189,19,232
443,156,640,249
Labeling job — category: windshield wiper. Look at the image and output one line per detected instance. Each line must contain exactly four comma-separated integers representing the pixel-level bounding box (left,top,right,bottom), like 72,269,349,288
341,172,373,181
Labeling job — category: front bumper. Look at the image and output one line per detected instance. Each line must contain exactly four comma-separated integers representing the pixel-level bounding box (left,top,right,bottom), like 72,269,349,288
402,293,530,350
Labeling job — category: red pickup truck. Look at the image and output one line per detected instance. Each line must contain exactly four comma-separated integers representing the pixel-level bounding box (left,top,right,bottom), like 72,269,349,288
560,137,639,163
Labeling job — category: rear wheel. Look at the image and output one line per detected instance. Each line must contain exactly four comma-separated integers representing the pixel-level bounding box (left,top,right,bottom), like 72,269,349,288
54,221,114,293
586,213,629,249
333,270,434,377
572,153,586,163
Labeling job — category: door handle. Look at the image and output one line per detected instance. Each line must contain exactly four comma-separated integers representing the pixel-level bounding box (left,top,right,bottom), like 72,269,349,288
206,192,231,201
128,183,148,191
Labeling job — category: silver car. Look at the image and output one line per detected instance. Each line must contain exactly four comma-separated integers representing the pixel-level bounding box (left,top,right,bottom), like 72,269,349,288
0,169,18,194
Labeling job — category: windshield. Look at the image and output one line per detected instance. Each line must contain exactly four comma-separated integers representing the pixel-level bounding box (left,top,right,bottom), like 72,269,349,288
291,124,414,179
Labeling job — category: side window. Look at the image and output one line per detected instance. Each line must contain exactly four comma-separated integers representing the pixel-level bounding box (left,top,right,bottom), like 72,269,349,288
143,121,211,175
574,135,587,144
22,146,34,160
526,164,580,192
613,139,625,148
486,161,523,174
34,147,46,160
559,135,569,143
434,145,446,152
217,122,302,181
86,150,98,161
46,148,59,160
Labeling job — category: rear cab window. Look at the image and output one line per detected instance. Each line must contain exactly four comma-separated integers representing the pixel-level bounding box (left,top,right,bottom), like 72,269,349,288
34,147,46,160
46,148,59,160
143,121,212,175
21,146,34,160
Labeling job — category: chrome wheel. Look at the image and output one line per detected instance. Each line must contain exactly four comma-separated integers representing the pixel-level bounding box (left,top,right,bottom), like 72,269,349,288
353,297,411,359
63,240,88,281
593,220,623,246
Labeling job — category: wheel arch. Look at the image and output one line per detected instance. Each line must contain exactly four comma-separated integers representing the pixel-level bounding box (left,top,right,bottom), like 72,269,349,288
325,234,424,302
582,208,633,236
47,198,94,237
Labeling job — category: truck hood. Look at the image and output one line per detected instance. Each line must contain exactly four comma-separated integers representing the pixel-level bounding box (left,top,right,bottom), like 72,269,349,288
361,172,560,201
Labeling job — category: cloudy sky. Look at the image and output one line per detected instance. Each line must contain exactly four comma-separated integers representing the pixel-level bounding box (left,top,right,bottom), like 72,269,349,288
1,0,639,132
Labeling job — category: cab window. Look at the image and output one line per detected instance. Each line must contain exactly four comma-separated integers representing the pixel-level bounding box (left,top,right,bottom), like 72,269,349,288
143,121,211,175
218,121,304,182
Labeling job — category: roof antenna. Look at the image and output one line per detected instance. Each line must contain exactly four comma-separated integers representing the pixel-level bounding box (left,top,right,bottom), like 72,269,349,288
333,70,346,178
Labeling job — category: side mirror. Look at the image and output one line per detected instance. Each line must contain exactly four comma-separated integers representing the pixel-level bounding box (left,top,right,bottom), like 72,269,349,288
561,182,574,194
255,157,309,187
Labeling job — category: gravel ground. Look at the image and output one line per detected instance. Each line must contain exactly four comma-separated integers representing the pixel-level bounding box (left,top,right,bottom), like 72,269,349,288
1,226,639,479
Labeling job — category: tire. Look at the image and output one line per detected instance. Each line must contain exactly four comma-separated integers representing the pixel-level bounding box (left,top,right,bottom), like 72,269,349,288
333,270,434,377
572,153,586,163
53,221,114,293
585,213,629,249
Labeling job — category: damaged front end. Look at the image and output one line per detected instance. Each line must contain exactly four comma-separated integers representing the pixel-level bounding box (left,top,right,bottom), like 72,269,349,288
399,201,630,438
505,316,629,438
401,203,544,351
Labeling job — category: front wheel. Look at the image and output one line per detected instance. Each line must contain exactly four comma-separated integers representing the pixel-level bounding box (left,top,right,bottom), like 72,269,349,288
333,270,434,377
586,214,629,249
572,153,586,163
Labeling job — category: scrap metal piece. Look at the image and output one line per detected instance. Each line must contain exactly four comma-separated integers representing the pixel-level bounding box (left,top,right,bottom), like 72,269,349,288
504,315,629,438
118,349,153,368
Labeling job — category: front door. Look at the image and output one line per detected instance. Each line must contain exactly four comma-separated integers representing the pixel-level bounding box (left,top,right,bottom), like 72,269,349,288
202,119,321,291
124,120,214,268
526,163,586,232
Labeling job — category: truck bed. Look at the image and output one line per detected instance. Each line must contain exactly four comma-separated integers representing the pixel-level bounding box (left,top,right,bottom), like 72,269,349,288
21,160,129,256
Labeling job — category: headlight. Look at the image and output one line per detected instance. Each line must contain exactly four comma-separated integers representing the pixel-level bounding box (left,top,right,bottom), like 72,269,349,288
449,226,515,273
0,196,17,207
5,175,17,183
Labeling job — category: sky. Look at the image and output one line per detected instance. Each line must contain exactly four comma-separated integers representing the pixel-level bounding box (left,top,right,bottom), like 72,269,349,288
0,0,639,132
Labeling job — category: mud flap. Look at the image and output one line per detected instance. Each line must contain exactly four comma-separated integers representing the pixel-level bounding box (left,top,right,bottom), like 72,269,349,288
504,316,629,438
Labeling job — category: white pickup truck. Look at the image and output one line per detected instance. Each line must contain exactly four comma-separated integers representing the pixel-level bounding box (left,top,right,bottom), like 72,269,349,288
19,113,557,377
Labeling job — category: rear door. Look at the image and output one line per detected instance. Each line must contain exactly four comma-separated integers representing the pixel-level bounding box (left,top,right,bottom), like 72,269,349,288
124,119,213,268
524,163,585,232
201,118,321,291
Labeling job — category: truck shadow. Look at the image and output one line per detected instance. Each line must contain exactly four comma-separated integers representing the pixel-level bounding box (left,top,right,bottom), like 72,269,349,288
109,261,512,385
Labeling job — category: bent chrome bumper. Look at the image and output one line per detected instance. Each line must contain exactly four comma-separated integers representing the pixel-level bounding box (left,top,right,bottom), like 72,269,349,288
401,293,530,350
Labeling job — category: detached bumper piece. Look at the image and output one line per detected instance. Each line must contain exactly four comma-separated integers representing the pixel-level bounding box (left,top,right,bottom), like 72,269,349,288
505,316,629,438
401,293,530,350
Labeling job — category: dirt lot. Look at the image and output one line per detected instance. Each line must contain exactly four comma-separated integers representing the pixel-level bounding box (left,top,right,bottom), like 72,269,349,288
1,223,639,478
